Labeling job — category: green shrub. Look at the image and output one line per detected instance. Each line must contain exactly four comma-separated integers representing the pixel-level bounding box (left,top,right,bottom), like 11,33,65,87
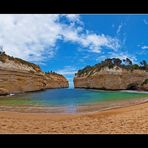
76,58,148,77
0,52,41,72
142,79,148,85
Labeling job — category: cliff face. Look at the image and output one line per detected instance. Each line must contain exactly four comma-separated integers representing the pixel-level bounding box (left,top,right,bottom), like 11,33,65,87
0,52,68,95
74,67,148,91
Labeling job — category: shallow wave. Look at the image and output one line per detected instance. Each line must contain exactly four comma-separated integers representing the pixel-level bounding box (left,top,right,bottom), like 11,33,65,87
119,90,148,94
9,94,15,96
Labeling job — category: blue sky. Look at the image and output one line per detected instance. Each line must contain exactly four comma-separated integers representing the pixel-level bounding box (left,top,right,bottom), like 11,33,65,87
0,14,148,87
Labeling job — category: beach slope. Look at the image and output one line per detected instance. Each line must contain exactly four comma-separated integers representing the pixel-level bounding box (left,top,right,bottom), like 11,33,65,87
0,101,148,134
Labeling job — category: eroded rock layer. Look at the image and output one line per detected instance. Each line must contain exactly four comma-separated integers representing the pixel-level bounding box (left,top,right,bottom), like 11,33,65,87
74,67,148,90
0,52,68,95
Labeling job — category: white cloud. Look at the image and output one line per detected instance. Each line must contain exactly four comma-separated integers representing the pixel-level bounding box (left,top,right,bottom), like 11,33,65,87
55,66,78,87
0,14,121,63
144,19,148,25
0,45,3,52
112,24,115,28
0,14,62,62
62,29,120,53
110,52,137,63
62,14,82,24
141,45,148,49
116,24,123,34
96,52,137,63
81,34,120,53
55,66,77,75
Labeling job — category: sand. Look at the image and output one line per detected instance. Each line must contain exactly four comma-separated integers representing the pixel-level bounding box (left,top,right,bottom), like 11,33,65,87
0,101,148,134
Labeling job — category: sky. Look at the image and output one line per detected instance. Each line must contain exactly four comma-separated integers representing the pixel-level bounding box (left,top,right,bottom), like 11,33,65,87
0,14,148,87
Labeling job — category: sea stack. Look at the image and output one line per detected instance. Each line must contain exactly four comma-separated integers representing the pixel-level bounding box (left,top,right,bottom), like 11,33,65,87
0,52,69,95
74,58,148,91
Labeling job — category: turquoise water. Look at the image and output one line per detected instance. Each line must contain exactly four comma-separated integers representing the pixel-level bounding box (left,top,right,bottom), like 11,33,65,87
0,89,148,106
0,88,148,113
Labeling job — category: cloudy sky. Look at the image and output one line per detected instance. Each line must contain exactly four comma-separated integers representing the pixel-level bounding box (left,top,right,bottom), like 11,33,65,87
0,14,148,87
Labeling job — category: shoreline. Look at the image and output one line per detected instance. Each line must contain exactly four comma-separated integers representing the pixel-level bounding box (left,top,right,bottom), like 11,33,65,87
0,95,148,114
1,88,148,97
0,87,69,97
0,97,148,116
0,99,148,133
1,88,148,114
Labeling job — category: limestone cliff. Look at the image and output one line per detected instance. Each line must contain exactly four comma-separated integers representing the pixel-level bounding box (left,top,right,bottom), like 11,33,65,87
0,52,69,95
74,65,148,91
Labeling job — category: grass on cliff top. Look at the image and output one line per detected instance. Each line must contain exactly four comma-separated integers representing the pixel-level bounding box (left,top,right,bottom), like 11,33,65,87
0,52,67,79
45,71,66,78
0,52,41,72
76,58,148,77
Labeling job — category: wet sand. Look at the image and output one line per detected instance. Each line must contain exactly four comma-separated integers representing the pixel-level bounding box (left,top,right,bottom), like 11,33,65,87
0,100,148,133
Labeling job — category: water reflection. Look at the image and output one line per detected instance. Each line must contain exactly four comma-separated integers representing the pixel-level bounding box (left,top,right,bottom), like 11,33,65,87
65,104,77,113
0,88,148,113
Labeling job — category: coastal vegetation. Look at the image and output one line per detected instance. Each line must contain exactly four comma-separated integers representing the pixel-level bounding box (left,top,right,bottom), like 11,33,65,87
0,51,41,72
0,52,69,95
76,58,148,77
45,71,65,78
142,79,148,85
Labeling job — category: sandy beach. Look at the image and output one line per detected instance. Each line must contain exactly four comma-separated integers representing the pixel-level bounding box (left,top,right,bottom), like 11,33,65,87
0,101,148,134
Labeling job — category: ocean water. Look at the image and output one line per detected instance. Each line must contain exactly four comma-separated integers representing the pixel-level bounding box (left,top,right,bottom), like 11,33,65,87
0,88,148,113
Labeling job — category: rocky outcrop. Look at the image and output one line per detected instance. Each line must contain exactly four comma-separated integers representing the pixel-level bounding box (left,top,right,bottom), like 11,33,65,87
74,67,148,91
0,88,9,95
0,52,69,95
